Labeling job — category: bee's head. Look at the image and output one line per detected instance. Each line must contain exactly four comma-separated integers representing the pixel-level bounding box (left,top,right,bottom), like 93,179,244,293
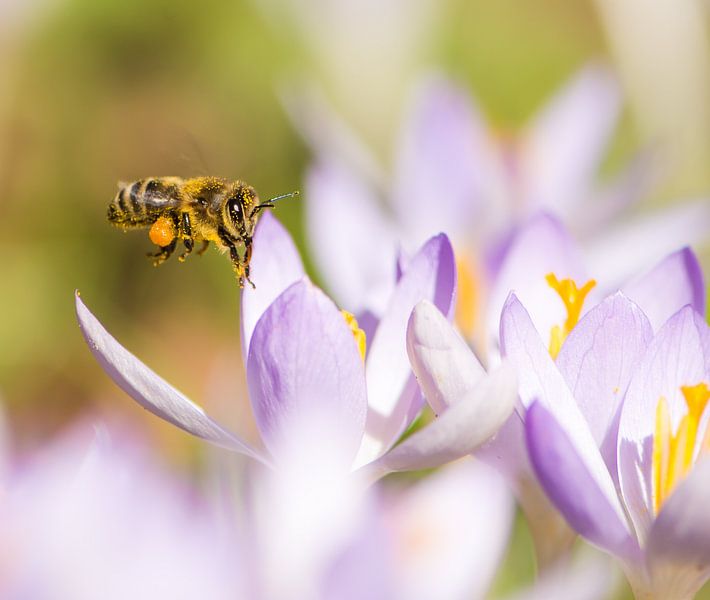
222,183,298,239
223,183,259,238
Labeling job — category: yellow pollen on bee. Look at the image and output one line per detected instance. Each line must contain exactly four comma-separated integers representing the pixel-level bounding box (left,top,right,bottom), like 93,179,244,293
455,255,481,341
341,310,366,362
149,216,177,247
545,273,596,359
652,382,710,514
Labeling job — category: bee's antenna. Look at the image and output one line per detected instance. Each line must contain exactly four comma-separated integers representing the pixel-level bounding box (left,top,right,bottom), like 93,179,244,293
254,190,299,213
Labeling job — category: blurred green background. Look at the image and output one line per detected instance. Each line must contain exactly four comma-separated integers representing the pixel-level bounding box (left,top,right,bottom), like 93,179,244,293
1,0,709,596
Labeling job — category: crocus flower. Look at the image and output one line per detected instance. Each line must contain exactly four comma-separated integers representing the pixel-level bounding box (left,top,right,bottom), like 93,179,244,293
406,211,705,569
76,212,516,480
500,254,710,596
290,64,710,346
0,421,241,600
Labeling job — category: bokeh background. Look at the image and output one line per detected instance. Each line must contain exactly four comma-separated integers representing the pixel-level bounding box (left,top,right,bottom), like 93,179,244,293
1,0,709,596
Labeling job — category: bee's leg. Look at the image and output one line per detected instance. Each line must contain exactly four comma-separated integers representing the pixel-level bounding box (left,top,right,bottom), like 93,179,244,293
196,240,210,256
218,227,252,289
242,236,255,288
178,212,195,262
147,239,177,267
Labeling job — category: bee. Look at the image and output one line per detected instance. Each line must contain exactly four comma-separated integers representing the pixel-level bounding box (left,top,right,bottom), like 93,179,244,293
107,176,297,288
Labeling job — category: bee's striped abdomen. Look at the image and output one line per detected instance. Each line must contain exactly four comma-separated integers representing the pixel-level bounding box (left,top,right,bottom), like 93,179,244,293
108,178,182,228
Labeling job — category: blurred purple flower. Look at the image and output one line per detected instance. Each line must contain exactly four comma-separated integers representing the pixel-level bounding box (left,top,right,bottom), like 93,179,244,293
500,256,710,596
380,459,514,600
244,451,515,599
290,65,710,346
0,422,241,600
76,213,517,480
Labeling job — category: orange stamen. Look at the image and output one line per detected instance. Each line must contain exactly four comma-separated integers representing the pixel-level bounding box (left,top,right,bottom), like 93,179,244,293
341,310,366,362
455,255,480,341
545,274,596,358
652,382,710,513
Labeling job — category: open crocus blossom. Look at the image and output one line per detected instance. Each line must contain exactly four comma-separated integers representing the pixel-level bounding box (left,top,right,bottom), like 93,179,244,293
500,258,710,597
76,212,516,480
408,210,706,570
486,212,707,360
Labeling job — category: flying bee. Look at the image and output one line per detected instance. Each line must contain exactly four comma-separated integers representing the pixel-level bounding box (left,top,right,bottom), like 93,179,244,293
107,176,297,288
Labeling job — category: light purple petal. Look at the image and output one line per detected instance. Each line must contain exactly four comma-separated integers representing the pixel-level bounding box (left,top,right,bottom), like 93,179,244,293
406,299,485,415
367,363,517,476
476,411,531,486
623,247,706,332
618,306,710,542
384,460,514,600
646,458,710,598
246,279,367,467
500,294,629,527
487,213,589,359
585,199,710,288
355,234,456,466
556,292,653,481
573,149,662,237
526,401,639,560
392,74,493,242
305,162,399,315
241,212,305,359
521,65,620,216
75,293,263,460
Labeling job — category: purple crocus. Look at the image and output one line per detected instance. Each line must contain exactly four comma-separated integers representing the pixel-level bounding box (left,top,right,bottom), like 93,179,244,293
76,212,517,479
291,65,710,346
0,421,241,599
501,255,710,596
486,211,706,359
406,210,706,569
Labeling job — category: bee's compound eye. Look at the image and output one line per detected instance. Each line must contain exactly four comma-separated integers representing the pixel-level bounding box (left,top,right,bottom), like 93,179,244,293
227,198,243,225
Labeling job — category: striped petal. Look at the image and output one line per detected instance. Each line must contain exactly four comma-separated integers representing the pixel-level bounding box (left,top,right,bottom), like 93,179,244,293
246,280,367,468
75,293,263,461
526,401,639,560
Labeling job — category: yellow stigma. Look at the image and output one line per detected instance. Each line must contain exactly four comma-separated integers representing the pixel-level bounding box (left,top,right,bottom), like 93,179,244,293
455,255,480,341
545,273,596,359
652,382,710,514
341,310,366,362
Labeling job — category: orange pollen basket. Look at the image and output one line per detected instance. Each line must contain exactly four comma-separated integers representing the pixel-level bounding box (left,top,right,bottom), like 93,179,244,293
149,216,177,247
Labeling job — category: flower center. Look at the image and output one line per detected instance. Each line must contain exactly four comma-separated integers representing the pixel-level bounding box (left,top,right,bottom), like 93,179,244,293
455,255,481,341
341,310,366,361
652,382,710,514
545,273,596,359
